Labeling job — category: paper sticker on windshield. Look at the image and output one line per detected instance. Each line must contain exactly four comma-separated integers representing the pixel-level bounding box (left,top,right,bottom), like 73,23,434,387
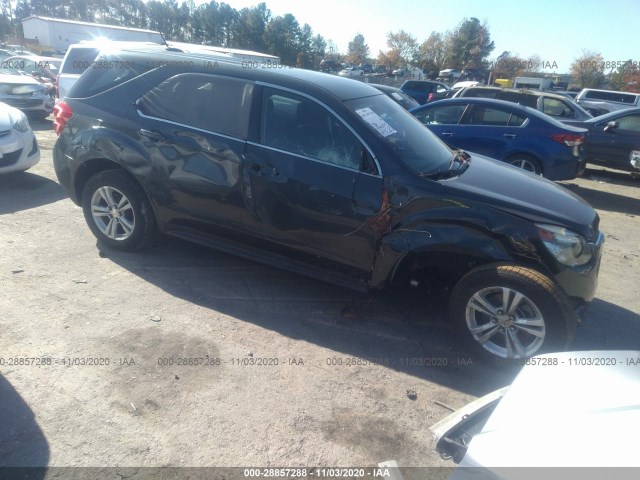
356,107,396,137
391,92,403,101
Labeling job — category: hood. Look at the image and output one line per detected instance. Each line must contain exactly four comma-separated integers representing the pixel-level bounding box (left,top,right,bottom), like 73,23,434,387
0,102,24,130
0,73,40,85
442,154,597,236
456,351,640,469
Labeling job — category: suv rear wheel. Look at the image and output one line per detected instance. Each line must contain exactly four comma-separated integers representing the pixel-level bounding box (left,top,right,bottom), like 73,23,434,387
450,264,575,362
82,170,156,250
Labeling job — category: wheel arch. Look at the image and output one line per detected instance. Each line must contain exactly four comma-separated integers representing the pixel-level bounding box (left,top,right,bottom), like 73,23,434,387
73,158,123,205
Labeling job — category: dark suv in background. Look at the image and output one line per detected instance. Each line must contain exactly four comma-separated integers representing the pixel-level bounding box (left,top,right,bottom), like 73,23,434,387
400,80,450,105
53,45,604,362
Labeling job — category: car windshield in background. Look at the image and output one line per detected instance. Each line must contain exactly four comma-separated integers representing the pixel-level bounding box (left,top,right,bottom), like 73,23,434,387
345,94,452,174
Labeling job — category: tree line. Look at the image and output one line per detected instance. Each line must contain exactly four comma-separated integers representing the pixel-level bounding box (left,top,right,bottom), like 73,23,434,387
1,0,328,67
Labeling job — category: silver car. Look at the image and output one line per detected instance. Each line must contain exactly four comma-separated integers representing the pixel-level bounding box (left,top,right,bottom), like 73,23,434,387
0,68,53,119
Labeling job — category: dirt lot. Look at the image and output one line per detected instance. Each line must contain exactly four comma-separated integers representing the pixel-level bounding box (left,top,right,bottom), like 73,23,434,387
1,119,639,475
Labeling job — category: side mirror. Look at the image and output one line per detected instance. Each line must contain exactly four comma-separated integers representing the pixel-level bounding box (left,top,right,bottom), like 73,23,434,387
604,121,618,132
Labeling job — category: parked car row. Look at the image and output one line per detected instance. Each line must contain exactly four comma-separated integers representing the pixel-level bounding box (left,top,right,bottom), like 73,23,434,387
399,80,640,174
50,43,604,362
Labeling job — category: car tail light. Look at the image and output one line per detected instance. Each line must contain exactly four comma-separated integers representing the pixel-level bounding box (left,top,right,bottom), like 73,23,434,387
53,101,73,136
551,134,584,146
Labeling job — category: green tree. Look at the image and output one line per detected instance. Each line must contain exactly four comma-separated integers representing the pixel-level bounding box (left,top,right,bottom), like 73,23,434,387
235,3,270,51
346,33,368,65
448,17,494,68
264,14,301,65
418,31,452,76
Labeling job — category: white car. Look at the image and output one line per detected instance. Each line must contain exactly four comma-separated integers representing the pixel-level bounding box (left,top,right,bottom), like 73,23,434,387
338,67,364,77
0,102,40,173
430,350,640,477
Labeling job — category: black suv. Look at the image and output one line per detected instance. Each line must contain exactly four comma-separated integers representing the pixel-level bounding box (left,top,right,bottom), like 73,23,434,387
53,45,604,361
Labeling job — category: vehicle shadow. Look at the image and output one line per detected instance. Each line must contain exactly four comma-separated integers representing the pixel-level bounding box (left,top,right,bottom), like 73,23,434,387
562,181,640,216
0,374,49,472
28,118,54,132
100,236,632,398
0,172,67,215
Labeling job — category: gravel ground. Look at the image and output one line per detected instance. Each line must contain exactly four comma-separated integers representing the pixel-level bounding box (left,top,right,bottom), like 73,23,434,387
0,119,638,477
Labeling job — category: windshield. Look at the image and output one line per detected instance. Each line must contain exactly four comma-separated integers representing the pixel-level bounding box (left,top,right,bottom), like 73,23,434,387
346,94,453,174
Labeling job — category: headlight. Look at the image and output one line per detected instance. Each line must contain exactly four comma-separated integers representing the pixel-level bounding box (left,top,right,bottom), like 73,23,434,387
536,223,592,267
13,113,29,133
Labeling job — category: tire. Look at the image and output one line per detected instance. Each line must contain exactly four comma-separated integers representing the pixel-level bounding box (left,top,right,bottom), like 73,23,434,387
450,264,575,362
507,154,542,175
82,170,156,251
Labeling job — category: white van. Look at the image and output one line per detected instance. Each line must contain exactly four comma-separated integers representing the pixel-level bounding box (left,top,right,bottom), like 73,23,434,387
57,43,101,98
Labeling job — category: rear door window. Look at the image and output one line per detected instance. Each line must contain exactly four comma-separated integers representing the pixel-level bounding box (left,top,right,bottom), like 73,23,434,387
463,105,521,126
616,114,640,131
137,73,254,139
542,97,576,118
414,104,467,125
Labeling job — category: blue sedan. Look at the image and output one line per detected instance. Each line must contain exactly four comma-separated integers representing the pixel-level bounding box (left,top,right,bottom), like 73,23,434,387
410,98,588,180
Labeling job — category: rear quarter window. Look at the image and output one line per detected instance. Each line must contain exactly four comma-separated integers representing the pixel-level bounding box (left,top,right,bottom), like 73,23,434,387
137,73,253,139
68,55,153,98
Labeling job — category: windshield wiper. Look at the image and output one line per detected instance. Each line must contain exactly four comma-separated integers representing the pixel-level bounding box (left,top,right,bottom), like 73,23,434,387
420,149,471,180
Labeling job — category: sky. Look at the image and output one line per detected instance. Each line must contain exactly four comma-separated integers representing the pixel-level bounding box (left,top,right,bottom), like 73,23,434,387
206,0,640,73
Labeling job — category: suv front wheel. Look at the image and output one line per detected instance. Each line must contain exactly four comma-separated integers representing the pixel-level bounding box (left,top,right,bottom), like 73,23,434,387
450,264,575,362
82,170,156,250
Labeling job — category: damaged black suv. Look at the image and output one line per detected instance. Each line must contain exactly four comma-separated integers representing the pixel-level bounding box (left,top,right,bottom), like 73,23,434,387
53,45,604,361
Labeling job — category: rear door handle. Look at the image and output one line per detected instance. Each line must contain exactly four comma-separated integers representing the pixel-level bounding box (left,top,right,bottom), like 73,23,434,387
139,129,166,142
503,133,517,138
441,132,454,137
